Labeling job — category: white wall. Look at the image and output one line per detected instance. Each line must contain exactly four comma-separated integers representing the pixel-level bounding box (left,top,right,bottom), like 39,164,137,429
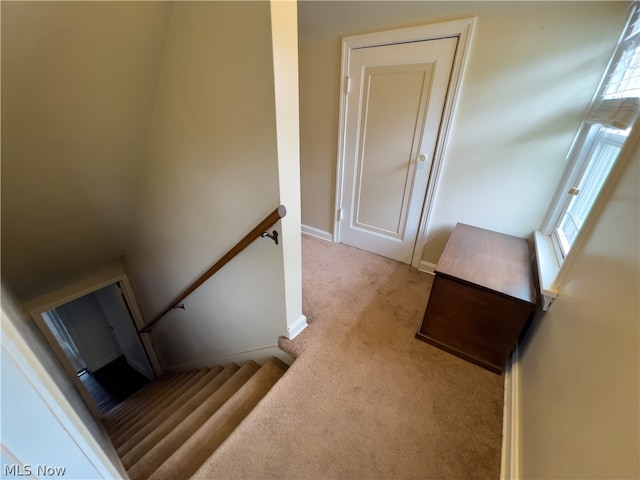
517,128,639,477
124,2,290,369
297,1,629,264
3,0,302,372
55,295,121,372
1,287,125,478
94,284,153,378
1,2,172,298
1,348,110,479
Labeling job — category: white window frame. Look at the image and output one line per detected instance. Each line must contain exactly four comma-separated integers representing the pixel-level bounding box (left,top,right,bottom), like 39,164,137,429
552,125,627,257
536,2,640,310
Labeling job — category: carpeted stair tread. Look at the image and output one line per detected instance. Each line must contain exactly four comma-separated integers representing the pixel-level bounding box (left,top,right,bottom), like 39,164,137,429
126,360,262,480
103,358,290,480
102,373,177,424
103,372,195,433
107,370,205,438
149,357,288,480
111,368,213,446
104,374,189,434
113,367,222,452
118,364,239,465
103,372,189,429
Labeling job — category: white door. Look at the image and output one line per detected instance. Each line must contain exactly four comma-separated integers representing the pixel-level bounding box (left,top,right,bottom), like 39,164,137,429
340,37,457,264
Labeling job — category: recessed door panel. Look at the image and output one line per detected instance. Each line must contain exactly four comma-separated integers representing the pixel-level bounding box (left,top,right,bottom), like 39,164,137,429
354,64,433,238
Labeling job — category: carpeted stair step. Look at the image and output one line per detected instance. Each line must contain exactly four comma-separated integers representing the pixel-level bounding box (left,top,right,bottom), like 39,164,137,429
107,370,204,439
117,364,240,464
103,372,187,429
105,372,197,434
148,357,289,480
102,373,175,422
111,368,213,447
126,360,263,480
104,375,188,435
111,368,218,449
102,357,290,480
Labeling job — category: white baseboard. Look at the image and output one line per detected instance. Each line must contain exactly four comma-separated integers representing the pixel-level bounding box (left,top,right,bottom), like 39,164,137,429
287,314,308,340
162,344,295,372
419,260,437,275
501,346,519,480
301,224,333,242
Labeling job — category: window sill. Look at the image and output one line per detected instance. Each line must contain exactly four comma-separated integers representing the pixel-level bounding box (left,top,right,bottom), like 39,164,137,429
533,231,560,311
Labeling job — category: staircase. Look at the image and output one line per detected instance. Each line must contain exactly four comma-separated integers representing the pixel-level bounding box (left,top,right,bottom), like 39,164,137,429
102,357,289,480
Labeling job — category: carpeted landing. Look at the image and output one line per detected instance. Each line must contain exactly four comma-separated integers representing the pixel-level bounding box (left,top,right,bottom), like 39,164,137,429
199,236,504,479
104,236,505,479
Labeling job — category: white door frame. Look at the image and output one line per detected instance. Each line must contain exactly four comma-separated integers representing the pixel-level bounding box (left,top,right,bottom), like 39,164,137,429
334,18,476,269
22,261,162,418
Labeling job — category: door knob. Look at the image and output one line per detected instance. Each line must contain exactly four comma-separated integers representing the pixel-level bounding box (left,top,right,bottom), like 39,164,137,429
418,154,426,162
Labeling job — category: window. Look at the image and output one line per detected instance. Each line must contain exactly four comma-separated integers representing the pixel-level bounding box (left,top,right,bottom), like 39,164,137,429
553,124,630,257
537,3,640,308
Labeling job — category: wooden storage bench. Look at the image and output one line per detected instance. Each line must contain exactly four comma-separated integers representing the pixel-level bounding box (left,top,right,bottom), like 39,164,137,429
415,223,538,374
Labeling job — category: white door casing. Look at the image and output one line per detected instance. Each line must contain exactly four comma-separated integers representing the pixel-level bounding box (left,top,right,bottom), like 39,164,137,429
335,19,476,269
23,263,162,418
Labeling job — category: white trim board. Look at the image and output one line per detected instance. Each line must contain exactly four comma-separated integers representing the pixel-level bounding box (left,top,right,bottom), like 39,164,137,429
533,231,559,311
334,18,476,269
21,261,163,418
419,261,437,275
500,347,520,480
301,224,333,242
22,261,162,377
287,314,308,339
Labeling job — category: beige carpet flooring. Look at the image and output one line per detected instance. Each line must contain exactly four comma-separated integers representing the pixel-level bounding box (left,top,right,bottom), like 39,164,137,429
193,236,505,479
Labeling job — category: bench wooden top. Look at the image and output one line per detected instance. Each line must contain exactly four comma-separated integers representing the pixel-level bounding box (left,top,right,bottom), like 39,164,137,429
435,223,537,305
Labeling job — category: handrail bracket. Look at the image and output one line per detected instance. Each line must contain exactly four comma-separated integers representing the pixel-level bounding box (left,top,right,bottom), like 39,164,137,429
260,230,279,245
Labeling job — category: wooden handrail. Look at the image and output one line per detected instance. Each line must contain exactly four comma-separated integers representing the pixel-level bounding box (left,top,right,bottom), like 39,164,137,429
140,205,287,333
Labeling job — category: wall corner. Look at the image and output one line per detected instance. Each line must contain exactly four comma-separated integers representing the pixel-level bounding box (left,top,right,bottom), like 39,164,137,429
270,0,305,338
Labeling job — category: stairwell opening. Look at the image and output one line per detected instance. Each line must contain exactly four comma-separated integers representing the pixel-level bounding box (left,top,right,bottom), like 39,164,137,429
23,264,163,418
